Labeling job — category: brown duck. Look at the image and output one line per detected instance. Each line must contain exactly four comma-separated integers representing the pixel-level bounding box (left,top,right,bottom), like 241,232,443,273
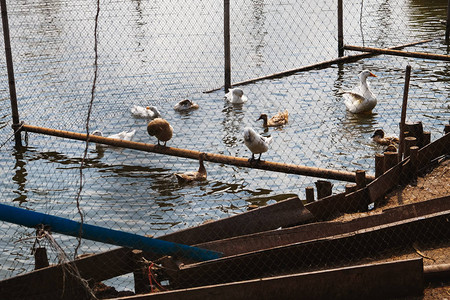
257,110,289,127
147,118,173,146
175,153,207,184
372,129,399,146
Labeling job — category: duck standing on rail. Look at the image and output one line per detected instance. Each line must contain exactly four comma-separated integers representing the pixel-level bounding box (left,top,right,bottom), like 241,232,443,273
257,110,289,127
175,153,207,184
243,127,272,162
341,70,378,114
147,118,173,146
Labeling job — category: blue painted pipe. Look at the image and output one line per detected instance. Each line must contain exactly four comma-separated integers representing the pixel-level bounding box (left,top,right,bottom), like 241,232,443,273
0,203,222,261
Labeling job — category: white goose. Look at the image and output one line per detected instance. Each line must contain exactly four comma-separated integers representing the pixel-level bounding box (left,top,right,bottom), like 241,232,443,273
131,105,161,119
243,127,272,161
225,88,248,104
91,130,136,148
342,70,377,114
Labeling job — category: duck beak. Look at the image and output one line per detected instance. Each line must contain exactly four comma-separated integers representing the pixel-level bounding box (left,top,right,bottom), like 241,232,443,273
369,72,377,77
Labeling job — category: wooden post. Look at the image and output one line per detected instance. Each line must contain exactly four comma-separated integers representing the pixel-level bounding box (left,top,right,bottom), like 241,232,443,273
34,247,50,270
337,0,344,57
305,186,314,203
404,121,424,148
398,65,411,161
444,123,450,134
423,131,431,146
224,0,231,92
345,183,357,194
132,250,150,294
410,146,419,181
446,0,450,43
315,180,333,200
404,136,417,158
355,170,366,189
384,152,398,172
375,153,385,178
1,0,22,148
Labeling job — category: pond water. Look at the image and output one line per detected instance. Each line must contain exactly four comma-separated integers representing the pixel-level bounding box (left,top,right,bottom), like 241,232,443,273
0,0,449,289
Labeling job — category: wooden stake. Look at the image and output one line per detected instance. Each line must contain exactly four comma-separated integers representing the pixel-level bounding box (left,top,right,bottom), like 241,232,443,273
404,136,417,158
446,0,450,43
305,186,314,203
423,131,431,146
398,65,411,161
22,124,374,183
410,146,419,181
315,180,333,199
405,121,424,148
384,152,398,172
345,183,357,194
375,153,385,178
34,247,49,270
132,250,150,294
355,170,367,189
444,124,450,134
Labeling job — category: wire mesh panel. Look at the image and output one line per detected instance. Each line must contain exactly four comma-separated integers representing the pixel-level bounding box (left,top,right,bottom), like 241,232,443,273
0,0,449,298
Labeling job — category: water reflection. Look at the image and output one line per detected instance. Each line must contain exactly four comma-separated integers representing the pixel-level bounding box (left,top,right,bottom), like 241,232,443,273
221,103,246,149
248,0,267,68
12,147,28,204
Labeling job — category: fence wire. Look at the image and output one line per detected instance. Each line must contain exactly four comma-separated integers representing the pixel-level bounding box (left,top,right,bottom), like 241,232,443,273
0,0,449,298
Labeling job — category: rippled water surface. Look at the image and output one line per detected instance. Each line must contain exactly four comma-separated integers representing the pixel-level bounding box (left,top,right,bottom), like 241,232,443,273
0,0,449,285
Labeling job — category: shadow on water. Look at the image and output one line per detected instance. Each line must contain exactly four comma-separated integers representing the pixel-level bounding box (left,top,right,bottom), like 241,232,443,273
11,147,29,204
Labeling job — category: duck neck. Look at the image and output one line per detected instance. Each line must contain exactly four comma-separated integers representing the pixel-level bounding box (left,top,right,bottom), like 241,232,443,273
261,116,268,127
198,158,206,175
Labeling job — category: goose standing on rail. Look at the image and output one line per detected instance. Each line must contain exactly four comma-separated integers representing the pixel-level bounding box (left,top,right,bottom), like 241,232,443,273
147,118,173,146
131,105,161,119
175,153,207,184
257,110,289,127
243,127,272,162
225,88,248,104
341,70,378,114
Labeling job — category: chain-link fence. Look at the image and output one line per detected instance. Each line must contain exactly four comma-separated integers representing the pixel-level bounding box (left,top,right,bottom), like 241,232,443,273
0,0,449,298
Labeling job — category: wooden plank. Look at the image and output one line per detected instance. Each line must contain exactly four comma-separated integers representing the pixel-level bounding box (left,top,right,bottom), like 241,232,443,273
121,259,423,300
158,196,314,245
344,44,450,61
368,162,403,203
0,247,134,300
416,132,449,170
195,196,450,256
204,39,433,93
173,209,450,288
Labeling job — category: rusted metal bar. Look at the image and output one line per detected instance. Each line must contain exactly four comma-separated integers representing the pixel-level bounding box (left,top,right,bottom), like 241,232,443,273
204,39,433,93
337,0,344,57
223,0,231,92
344,44,450,61
22,124,372,182
398,65,411,161
0,0,22,147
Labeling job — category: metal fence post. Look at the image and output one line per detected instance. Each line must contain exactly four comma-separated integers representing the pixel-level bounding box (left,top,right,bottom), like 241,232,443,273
338,0,344,57
1,0,22,148
446,0,450,43
224,0,231,92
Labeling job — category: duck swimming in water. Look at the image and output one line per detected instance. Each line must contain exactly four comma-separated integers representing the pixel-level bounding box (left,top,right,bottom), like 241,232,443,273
224,88,248,104
147,118,173,146
131,105,161,119
257,110,289,127
175,153,207,184
342,70,377,114
174,99,199,112
372,129,399,146
91,129,136,141
243,127,272,162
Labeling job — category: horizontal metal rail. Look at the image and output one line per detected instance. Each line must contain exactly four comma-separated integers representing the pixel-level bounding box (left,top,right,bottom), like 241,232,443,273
22,123,374,182
344,44,450,61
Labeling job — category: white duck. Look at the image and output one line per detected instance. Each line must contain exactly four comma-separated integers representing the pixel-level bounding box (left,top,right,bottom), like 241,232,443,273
92,129,136,141
173,99,199,112
243,127,272,161
342,70,377,114
131,105,161,119
225,88,248,104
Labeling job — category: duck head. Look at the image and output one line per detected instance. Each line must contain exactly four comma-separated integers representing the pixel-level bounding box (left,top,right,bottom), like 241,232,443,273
360,70,377,81
372,129,385,139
